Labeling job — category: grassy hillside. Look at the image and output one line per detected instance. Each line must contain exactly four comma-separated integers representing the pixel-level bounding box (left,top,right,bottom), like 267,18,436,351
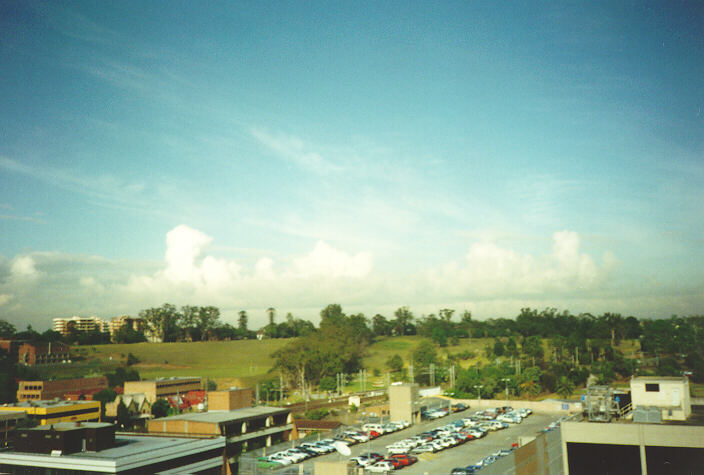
34,336,643,394
36,339,290,389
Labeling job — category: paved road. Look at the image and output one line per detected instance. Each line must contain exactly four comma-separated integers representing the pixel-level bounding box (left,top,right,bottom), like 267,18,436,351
307,409,562,474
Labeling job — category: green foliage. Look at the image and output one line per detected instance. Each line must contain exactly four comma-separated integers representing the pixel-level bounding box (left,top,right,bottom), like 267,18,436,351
393,307,415,336
493,339,505,356
151,398,171,418
305,408,329,420
93,388,117,418
125,353,140,366
206,379,217,391
319,376,336,392
657,356,681,376
113,325,147,344
556,376,576,399
273,305,370,394
116,400,130,428
592,361,615,385
386,354,404,373
106,367,140,388
0,319,16,339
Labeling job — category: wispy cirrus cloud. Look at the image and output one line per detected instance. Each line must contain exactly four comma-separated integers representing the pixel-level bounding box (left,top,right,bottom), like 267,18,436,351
250,128,344,175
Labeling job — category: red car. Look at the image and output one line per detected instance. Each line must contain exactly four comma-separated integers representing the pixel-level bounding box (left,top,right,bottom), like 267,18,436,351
388,454,418,466
369,430,381,439
384,458,403,469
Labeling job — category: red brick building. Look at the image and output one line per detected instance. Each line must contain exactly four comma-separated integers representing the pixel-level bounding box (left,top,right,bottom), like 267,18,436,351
17,376,108,402
18,341,70,365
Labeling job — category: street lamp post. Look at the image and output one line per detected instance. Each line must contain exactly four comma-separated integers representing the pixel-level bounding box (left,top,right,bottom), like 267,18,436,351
501,378,511,401
473,385,483,405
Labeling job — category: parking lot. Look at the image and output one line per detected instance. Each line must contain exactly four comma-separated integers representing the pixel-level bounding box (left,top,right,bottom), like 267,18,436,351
308,408,563,474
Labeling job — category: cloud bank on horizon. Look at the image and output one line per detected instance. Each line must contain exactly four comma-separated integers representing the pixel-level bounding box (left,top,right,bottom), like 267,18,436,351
1,2,703,328
1,224,702,329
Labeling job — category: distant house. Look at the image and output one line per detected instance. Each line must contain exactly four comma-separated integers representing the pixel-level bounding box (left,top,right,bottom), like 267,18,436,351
105,393,151,419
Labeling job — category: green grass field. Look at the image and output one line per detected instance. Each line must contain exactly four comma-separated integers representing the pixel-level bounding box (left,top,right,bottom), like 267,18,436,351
35,339,290,389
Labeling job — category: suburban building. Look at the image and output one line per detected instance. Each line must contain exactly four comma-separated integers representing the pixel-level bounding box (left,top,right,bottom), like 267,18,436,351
0,340,22,361
17,376,108,401
0,411,25,449
0,400,101,425
124,377,202,403
107,315,145,340
147,406,294,468
207,387,254,411
18,341,70,365
561,376,704,474
104,393,151,420
1,422,227,474
53,316,107,336
389,383,421,424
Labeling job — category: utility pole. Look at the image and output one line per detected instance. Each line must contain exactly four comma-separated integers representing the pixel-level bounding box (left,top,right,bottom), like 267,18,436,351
575,347,579,366
386,372,390,387
279,373,283,402
409,364,414,384
450,365,455,389
430,364,435,387
256,383,260,405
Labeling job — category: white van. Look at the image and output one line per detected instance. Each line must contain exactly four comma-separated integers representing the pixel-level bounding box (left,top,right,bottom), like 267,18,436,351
362,423,386,434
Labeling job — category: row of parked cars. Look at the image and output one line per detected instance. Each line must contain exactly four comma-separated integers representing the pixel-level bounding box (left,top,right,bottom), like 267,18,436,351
450,407,534,474
259,420,411,468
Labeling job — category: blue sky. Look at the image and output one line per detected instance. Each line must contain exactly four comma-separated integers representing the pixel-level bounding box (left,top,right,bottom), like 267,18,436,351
1,1,702,329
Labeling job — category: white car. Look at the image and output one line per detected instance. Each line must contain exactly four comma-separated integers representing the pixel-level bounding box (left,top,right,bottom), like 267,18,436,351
368,461,396,473
350,456,376,467
390,420,410,429
412,444,436,453
267,454,293,465
344,431,370,442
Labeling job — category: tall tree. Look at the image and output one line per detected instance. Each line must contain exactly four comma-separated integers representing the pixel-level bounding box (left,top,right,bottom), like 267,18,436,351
393,307,414,336
140,304,180,342
267,307,276,326
238,310,248,332
0,320,16,339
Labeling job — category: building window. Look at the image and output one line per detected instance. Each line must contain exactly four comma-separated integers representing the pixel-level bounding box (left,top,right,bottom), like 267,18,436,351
645,383,659,392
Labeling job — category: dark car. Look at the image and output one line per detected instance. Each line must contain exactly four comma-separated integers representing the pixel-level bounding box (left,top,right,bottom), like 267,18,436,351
451,468,476,475
452,403,468,412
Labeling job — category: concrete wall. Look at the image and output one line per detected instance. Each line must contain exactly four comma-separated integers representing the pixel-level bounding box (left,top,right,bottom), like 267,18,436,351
147,418,220,435
561,420,704,474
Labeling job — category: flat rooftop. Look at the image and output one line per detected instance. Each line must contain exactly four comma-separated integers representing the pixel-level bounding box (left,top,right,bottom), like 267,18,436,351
3,434,225,470
155,406,289,424
1,400,97,409
26,422,114,431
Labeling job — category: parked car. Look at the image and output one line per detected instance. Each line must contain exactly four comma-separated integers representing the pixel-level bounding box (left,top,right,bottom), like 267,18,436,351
412,444,436,453
452,403,468,412
388,454,418,466
451,468,476,475
368,461,396,473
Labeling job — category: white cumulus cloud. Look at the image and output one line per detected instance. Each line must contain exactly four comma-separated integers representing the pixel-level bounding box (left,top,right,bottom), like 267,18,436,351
10,256,40,281
290,241,372,278
429,230,614,297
